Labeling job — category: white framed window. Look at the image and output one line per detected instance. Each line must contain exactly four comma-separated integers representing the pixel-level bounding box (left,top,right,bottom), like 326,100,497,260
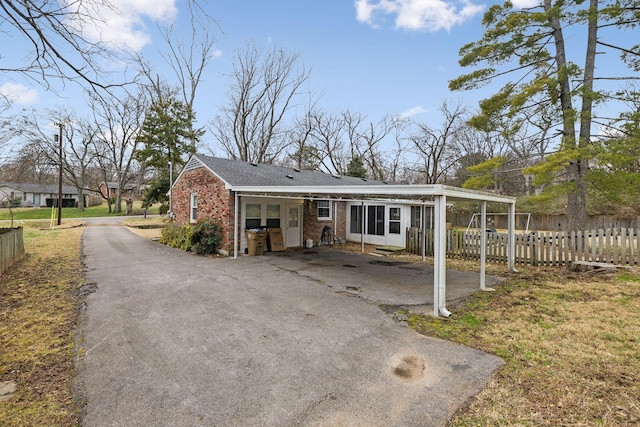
317,200,332,220
245,203,262,229
190,193,198,223
389,207,401,234
266,204,281,228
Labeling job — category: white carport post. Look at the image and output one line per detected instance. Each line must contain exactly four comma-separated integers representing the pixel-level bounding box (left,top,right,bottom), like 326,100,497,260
433,194,450,317
233,192,239,259
360,201,365,253
480,201,487,290
421,204,427,262
508,201,516,271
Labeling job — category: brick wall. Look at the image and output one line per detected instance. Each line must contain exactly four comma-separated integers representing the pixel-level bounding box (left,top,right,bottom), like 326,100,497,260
172,167,235,252
302,200,347,245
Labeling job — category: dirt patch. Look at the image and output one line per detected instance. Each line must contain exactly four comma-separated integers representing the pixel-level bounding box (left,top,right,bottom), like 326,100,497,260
388,352,426,382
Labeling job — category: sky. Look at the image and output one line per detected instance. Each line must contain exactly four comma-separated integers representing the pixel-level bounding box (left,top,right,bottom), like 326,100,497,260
0,0,635,152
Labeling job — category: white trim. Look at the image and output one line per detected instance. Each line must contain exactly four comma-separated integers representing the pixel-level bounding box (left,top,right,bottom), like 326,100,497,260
232,184,515,204
189,193,198,223
316,200,332,221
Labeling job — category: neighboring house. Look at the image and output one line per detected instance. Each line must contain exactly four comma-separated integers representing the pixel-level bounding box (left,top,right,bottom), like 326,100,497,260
98,181,137,200
0,182,84,208
171,155,432,254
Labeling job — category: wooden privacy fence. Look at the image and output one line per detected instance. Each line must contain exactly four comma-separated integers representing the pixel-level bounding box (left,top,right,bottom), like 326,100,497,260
1,227,25,275
406,227,640,266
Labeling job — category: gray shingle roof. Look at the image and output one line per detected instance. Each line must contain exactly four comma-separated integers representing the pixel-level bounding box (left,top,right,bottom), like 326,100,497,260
193,155,390,187
1,182,78,194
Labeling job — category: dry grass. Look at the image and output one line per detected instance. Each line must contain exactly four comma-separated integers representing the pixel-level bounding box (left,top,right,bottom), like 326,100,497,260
0,222,83,426
2,229,639,426
123,217,165,240
405,263,640,426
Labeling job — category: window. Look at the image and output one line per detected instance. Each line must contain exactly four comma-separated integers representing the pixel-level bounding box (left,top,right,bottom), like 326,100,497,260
190,193,198,223
317,200,332,220
410,206,422,228
245,203,262,229
389,207,401,234
366,205,385,236
266,204,281,228
350,205,363,234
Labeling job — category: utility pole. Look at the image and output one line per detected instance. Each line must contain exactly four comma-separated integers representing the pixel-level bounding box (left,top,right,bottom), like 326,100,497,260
55,122,63,226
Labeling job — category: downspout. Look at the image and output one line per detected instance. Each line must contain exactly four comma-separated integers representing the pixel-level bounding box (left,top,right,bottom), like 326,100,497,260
433,195,451,317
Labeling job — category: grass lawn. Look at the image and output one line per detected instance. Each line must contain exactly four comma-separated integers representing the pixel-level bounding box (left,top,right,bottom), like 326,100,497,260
399,258,640,426
1,227,638,426
0,201,160,221
0,222,83,426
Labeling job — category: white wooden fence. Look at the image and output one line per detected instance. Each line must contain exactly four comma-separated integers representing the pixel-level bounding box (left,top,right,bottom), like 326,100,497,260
406,227,640,266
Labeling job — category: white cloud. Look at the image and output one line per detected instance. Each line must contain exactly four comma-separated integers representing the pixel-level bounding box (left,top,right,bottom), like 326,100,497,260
511,0,542,7
66,0,178,51
355,0,485,32
0,83,38,105
399,105,429,118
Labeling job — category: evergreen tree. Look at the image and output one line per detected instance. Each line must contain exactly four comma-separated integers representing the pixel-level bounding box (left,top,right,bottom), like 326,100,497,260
450,0,640,230
136,97,203,170
345,156,367,178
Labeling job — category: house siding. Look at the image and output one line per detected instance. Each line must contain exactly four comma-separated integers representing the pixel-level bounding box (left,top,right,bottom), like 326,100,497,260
172,167,235,252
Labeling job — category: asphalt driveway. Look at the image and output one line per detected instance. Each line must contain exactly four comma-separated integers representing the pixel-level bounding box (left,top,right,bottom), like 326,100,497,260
77,225,504,426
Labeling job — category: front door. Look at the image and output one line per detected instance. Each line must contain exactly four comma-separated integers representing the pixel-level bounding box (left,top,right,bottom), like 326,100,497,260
285,205,302,247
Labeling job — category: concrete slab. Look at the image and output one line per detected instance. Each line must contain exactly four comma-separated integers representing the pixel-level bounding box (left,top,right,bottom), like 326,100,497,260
259,245,505,312
77,226,505,427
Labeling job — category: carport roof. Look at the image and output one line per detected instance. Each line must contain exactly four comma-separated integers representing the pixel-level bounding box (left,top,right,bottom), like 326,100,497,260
186,154,515,204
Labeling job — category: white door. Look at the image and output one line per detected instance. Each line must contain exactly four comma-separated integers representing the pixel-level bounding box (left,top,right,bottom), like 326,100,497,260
285,205,302,247
386,206,405,247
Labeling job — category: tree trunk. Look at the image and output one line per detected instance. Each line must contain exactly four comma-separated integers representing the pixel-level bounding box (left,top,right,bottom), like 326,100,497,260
568,0,599,232
545,0,586,231
76,187,85,211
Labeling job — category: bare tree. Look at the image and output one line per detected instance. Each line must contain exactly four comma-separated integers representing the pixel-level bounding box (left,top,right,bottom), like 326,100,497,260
212,41,311,163
407,101,470,184
343,111,400,181
0,0,131,91
0,141,55,183
89,90,148,213
135,2,219,148
10,109,97,210
307,109,348,174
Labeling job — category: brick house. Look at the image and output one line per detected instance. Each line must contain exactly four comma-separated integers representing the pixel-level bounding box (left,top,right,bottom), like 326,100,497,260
171,154,400,255
98,181,137,201
171,154,518,317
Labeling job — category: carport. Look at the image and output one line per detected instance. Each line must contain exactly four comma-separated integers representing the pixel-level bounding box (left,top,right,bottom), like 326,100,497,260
232,184,516,317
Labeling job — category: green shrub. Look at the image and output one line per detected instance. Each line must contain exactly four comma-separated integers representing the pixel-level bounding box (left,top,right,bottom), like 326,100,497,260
158,203,169,215
160,222,191,250
189,218,222,255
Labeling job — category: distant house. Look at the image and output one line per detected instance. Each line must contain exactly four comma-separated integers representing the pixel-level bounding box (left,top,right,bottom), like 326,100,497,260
98,181,137,200
0,182,85,208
